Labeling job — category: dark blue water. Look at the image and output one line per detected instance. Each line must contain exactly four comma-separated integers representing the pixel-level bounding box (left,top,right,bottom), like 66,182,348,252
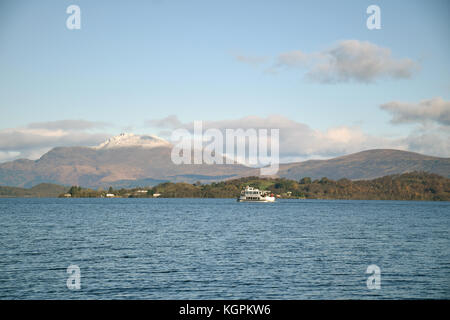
0,198,449,299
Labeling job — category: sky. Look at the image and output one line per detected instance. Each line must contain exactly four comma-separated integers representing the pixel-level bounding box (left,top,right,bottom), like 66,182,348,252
0,0,449,162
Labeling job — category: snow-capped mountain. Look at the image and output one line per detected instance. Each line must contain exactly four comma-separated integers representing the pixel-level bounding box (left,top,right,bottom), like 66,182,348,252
93,133,171,149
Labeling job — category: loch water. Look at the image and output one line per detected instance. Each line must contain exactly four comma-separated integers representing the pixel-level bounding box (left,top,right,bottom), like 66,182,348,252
0,198,449,299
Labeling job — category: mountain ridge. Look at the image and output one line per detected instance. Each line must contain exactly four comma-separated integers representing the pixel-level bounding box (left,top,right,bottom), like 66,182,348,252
277,149,449,181
0,146,448,188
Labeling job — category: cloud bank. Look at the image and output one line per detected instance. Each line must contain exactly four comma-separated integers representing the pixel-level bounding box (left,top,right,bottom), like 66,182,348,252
379,97,450,157
148,114,418,162
27,119,110,131
2,96,448,164
380,97,450,126
0,120,112,162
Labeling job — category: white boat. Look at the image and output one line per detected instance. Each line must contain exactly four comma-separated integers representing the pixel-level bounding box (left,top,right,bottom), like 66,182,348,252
237,186,275,202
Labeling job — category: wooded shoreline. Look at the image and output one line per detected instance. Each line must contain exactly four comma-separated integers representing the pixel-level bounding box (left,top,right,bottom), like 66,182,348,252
0,172,448,201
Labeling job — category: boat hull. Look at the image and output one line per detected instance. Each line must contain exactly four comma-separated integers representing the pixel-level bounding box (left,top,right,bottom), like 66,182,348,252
237,196,275,202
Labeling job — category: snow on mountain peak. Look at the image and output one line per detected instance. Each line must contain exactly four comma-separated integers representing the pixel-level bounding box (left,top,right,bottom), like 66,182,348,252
93,133,171,149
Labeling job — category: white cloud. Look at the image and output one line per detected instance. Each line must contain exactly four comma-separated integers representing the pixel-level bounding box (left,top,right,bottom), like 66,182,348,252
27,119,110,131
271,40,418,83
380,97,450,126
379,97,450,157
147,115,410,162
0,122,112,162
3,106,448,165
0,151,21,162
403,130,450,157
276,50,311,68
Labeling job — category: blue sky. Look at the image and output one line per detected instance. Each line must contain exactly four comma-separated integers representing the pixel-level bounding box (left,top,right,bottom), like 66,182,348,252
0,0,449,161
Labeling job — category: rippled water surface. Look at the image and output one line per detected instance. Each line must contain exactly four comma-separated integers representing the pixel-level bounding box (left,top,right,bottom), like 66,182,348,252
0,198,449,299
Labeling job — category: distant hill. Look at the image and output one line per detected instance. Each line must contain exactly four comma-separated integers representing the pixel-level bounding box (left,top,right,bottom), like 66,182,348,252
0,143,448,189
0,145,253,188
0,183,68,198
277,149,450,181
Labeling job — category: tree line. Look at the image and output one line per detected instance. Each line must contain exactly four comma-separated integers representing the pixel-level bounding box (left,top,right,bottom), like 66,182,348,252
61,171,449,201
